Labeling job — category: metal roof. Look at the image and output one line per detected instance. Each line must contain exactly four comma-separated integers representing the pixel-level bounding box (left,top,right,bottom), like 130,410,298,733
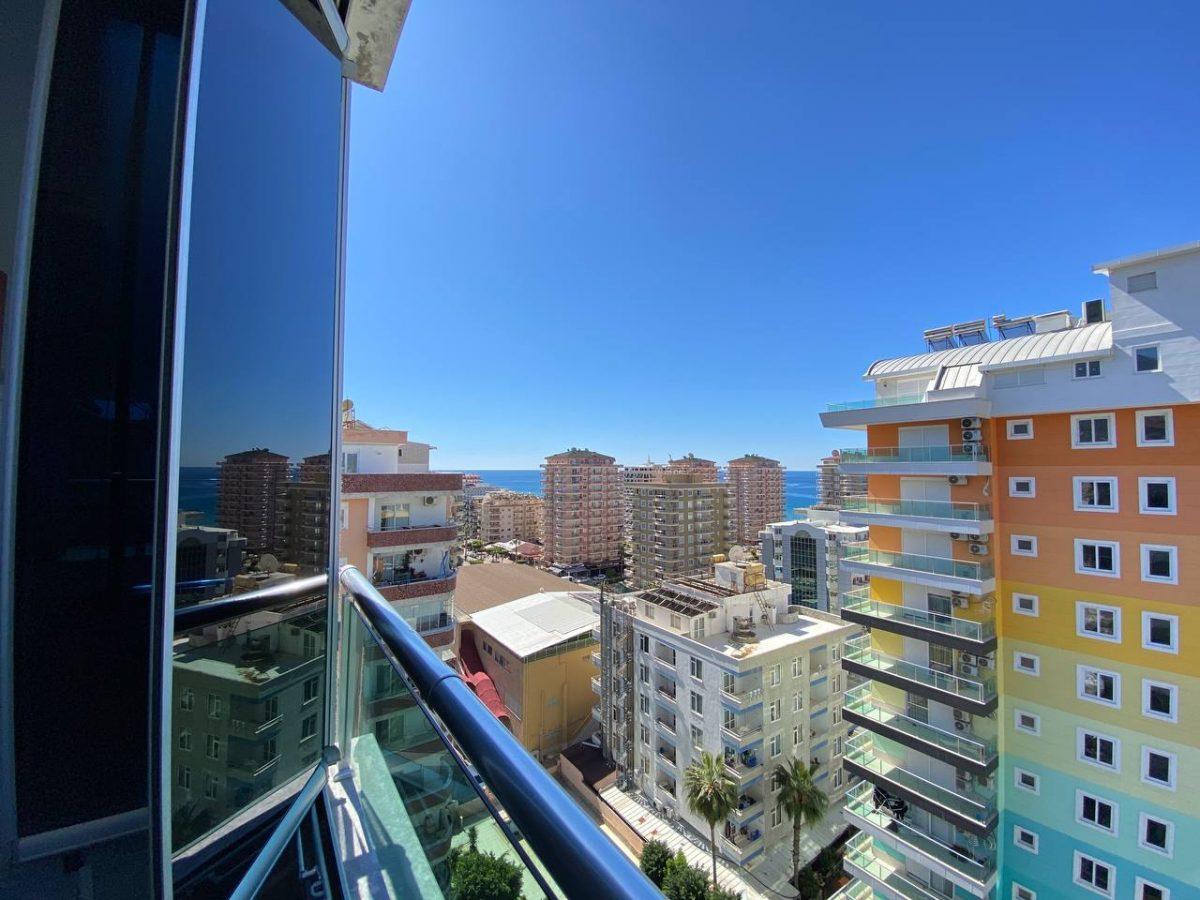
864,321,1111,379
469,591,598,659
1092,240,1200,275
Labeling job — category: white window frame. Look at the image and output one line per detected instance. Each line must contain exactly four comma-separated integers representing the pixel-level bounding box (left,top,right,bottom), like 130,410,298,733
1136,408,1174,447
1133,343,1162,374
1142,679,1178,724
1138,476,1176,515
1075,539,1120,578
1014,709,1040,735
769,733,782,758
1141,745,1176,791
1073,359,1103,379
1073,851,1115,898
771,804,783,828
1010,534,1038,557
1077,727,1120,772
1012,593,1039,617
1135,877,1170,900
1014,652,1040,676
1008,476,1036,498
1072,412,1117,449
1140,544,1178,585
1138,812,1174,858
1006,419,1034,440
1013,825,1039,854
689,657,702,680
1141,612,1178,654
1075,789,1118,836
1014,767,1040,795
1076,601,1121,643
1073,476,1119,513
1077,665,1120,708
1012,885,1036,900
690,691,703,716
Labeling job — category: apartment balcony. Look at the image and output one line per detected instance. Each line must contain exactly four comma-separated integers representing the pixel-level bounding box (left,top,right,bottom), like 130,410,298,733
722,822,764,858
835,445,991,477
843,734,997,835
842,685,996,776
840,589,997,654
723,746,762,779
820,390,990,429
843,782,996,899
843,832,959,900
375,573,457,603
829,881,874,900
730,787,763,820
839,497,993,536
655,682,679,705
720,715,764,745
366,523,458,549
842,636,996,715
655,713,678,737
840,544,994,595
655,742,678,770
720,680,764,709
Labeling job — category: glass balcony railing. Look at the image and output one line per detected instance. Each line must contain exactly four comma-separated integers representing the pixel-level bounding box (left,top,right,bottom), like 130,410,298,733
826,393,927,412
842,497,992,522
843,684,996,766
841,544,994,582
842,589,995,643
837,444,989,464
829,881,874,900
843,636,997,705
844,832,954,900
843,782,995,889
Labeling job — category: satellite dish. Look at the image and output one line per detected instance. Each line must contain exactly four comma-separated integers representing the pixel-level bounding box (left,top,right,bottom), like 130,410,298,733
259,553,280,573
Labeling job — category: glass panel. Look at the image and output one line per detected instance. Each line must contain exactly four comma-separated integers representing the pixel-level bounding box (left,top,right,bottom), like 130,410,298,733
170,0,341,853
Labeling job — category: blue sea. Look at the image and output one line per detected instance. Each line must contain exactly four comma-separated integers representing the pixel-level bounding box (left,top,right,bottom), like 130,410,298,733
465,469,817,516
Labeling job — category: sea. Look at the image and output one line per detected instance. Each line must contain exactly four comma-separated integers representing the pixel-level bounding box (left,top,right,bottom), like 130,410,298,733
469,469,818,516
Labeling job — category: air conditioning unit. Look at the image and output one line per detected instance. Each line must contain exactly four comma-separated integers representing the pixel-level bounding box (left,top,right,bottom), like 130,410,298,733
947,475,969,487
961,653,977,664
969,543,989,556
962,428,983,442
970,534,987,543
953,595,971,609
976,656,992,669
959,663,979,677
953,709,972,723
961,417,982,429
949,532,962,541
977,774,990,788
423,496,437,506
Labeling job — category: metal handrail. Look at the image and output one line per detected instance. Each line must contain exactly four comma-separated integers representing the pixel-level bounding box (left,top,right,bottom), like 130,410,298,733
173,573,329,630
338,565,659,900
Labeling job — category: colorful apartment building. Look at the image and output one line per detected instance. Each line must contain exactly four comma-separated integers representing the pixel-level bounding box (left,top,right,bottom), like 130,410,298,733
339,408,461,650
542,449,623,574
822,241,1200,900
727,454,786,544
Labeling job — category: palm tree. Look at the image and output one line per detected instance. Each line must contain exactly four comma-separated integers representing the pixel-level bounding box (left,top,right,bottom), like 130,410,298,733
774,758,828,888
683,751,737,888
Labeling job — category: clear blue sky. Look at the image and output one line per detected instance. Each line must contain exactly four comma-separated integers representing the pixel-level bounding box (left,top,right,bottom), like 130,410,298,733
345,1,1200,471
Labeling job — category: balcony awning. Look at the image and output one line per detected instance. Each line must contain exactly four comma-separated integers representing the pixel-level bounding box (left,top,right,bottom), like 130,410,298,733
457,629,511,725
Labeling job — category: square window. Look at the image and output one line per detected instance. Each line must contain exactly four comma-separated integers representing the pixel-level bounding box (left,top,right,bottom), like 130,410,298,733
1014,710,1040,735
1075,539,1120,577
1007,419,1034,440
1141,545,1177,584
1012,886,1036,900
1142,612,1178,654
1014,768,1039,794
1139,813,1174,857
1136,409,1174,446
1009,477,1036,497
1073,851,1114,897
1072,413,1116,448
1142,680,1177,723
1138,477,1176,515
1128,271,1158,292
1074,359,1102,379
1135,344,1161,373
1078,666,1120,707
1136,877,1170,900
1012,593,1039,617
1142,746,1175,790
1078,728,1119,770
1011,535,1038,556
1076,790,1117,834
1014,652,1040,675
1013,826,1039,853
1074,476,1118,512
1076,602,1121,642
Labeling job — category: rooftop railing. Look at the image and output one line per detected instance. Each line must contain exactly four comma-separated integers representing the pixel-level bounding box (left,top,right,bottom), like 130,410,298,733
836,444,989,464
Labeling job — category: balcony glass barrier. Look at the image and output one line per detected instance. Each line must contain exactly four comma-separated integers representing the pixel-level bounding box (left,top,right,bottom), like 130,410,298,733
845,735,996,822
844,637,997,703
842,589,995,642
842,497,992,522
844,833,950,900
826,393,928,412
843,685,995,764
837,445,989,464
841,545,993,582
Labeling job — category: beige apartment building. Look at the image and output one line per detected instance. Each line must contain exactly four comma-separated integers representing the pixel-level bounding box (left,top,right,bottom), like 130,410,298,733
666,453,719,482
477,489,543,545
541,449,623,574
628,470,733,585
726,454,785,544
815,449,865,510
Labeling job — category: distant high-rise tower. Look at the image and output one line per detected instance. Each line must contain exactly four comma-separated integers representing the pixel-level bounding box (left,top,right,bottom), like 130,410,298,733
628,470,732,585
815,449,865,509
666,453,719,483
726,454,785,543
216,448,290,552
541,449,622,573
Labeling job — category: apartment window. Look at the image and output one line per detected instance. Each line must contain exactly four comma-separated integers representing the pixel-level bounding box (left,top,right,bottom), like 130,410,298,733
1142,680,1178,723
1074,852,1114,897
1013,826,1038,853
1075,539,1119,577
1142,746,1176,790
1136,409,1174,446
640,724,649,746
994,368,1044,388
1138,477,1176,515
1014,768,1039,794
303,675,320,704
639,635,650,653
691,617,706,639
768,664,781,686
1012,593,1039,617
690,725,702,749
339,502,348,531
690,692,703,716
1128,271,1157,292
1012,885,1036,900
180,688,194,712
301,714,318,741
207,694,223,719
1073,413,1116,448
1010,535,1037,556
771,805,783,828
1078,665,1120,707
792,725,800,746
1074,359,1102,379
204,774,220,801
177,766,191,791
1136,878,1170,900
689,657,702,679
1139,814,1174,857
205,734,220,761
1077,602,1121,642
343,451,358,473
1014,710,1040,735
832,706,841,725
1076,790,1116,834
639,664,650,684
721,671,735,693
1006,419,1034,440
792,693,803,713
640,694,649,715
769,734,781,758
1074,476,1118,512
1014,652,1039,675
1142,612,1178,654
791,656,802,678
669,613,682,630
1134,344,1162,373
1008,476,1036,498
1078,728,1119,771
178,730,192,752
1141,544,1177,584
768,699,781,723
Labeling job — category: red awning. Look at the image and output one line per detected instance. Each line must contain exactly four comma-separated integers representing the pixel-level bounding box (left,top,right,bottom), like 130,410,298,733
458,629,510,725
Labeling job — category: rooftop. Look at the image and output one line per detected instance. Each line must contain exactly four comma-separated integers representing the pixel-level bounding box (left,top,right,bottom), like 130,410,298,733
468,591,599,659
454,562,580,615
727,454,780,466
1092,239,1200,275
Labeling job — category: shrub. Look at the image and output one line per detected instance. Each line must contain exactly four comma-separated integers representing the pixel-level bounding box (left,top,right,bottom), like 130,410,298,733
662,853,709,900
639,839,672,886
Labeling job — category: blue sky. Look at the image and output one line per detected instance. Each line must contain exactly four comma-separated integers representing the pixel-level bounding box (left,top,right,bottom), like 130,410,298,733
345,1,1200,471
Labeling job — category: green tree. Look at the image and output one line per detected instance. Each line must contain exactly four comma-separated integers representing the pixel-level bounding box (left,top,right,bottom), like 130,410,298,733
795,867,823,899
706,886,741,900
448,826,524,900
774,759,828,888
683,751,737,888
639,839,672,886
662,852,709,900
